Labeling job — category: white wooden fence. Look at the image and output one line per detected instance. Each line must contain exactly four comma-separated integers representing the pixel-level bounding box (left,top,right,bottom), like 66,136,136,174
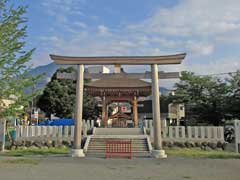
144,120,224,142
234,120,240,153
16,119,225,143
15,120,95,141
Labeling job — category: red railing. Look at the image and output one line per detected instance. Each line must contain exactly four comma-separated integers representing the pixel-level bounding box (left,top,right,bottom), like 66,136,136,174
106,140,132,159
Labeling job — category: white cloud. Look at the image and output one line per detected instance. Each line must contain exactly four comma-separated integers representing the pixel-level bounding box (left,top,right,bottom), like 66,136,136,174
97,25,111,35
127,0,240,56
35,0,240,87
185,57,240,75
74,22,87,29
41,0,85,24
216,33,240,44
159,57,240,88
133,0,240,37
186,41,215,56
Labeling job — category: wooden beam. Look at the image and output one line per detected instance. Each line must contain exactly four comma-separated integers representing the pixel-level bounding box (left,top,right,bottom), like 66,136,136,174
85,72,180,79
57,72,180,80
50,53,186,65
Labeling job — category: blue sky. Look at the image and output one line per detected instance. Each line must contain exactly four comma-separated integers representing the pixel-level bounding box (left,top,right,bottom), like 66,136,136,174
16,0,240,80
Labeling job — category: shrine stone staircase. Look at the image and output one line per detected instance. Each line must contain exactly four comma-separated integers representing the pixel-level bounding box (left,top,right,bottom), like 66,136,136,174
83,128,152,158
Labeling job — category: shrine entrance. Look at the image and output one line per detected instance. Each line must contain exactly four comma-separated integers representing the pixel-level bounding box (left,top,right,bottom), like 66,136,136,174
85,66,151,128
108,102,132,128
50,53,186,158
110,111,131,128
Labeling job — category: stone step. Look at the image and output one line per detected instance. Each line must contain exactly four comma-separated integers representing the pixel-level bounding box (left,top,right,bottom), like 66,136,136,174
90,141,147,145
88,143,148,146
94,128,143,135
90,141,147,143
89,139,146,143
95,133,143,135
90,139,146,141
88,144,148,147
85,128,151,157
87,148,149,151
95,128,142,131
88,146,147,149
90,143,147,144
88,149,148,152
90,141,146,143
87,150,150,153
85,151,150,156
90,138,147,141
89,143,148,145
89,141,147,144
86,152,151,158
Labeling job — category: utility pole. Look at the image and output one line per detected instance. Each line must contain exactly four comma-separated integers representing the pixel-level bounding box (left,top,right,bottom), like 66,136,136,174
30,84,36,125
0,120,6,152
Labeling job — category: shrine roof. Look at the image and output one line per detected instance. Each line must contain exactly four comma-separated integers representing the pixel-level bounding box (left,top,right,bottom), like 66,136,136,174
85,77,151,88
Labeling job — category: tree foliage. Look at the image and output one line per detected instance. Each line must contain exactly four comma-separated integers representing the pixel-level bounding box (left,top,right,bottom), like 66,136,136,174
37,67,99,119
226,71,240,119
172,71,229,125
0,0,40,118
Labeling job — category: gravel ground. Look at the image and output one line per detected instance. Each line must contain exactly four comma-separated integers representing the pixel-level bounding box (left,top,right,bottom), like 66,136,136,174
0,156,240,180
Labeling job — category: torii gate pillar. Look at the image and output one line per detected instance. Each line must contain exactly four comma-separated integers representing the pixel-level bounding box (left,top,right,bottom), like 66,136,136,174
151,64,167,158
71,64,85,157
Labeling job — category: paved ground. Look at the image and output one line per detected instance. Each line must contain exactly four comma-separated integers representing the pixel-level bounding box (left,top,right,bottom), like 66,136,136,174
0,156,240,180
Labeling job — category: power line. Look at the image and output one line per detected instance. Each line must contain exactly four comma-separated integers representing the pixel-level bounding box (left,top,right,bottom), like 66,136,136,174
198,71,238,77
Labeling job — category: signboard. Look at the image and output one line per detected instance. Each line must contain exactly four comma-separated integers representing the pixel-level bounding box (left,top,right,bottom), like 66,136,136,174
34,111,38,119
57,72,76,80
0,121,5,142
31,111,38,118
121,103,131,113
121,106,128,112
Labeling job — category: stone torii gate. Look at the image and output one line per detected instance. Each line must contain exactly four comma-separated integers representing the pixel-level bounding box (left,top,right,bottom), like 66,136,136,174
50,53,186,158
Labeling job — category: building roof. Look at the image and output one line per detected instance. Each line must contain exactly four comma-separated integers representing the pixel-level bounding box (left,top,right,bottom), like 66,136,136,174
85,77,151,97
85,77,151,88
50,53,186,65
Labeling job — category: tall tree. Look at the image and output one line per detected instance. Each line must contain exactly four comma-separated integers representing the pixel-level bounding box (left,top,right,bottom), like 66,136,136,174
227,71,240,119
0,0,39,118
37,67,99,120
172,71,228,125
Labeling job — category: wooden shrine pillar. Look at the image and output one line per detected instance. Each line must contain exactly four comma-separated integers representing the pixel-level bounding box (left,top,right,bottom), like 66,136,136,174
151,64,167,158
71,64,85,157
102,96,107,127
133,96,138,127
106,104,109,124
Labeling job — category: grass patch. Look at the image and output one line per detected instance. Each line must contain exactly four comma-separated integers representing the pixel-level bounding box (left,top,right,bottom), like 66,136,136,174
166,148,240,159
1,158,40,165
3,147,70,157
